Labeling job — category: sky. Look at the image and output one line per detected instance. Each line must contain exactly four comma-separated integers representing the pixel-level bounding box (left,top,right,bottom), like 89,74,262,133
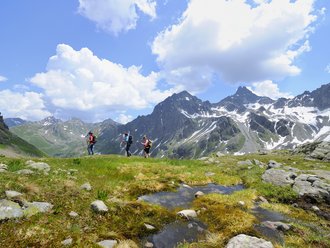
0,0,329,124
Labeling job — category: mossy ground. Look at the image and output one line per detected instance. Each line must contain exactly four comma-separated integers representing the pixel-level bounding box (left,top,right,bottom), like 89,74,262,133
0,152,329,247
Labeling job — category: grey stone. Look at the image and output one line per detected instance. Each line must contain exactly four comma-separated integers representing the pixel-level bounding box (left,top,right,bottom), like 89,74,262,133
26,161,50,172
177,209,197,219
262,169,296,186
205,172,215,177
267,160,282,169
5,190,23,199
61,238,73,246
0,163,8,172
216,152,224,157
69,211,79,218
261,221,291,232
81,182,92,191
311,206,320,212
144,223,156,230
16,169,34,175
225,234,273,248
97,240,117,248
0,199,24,220
237,160,253,166
91,200,108,213
28,202,53,213
145,241,154,248
194,191,205,198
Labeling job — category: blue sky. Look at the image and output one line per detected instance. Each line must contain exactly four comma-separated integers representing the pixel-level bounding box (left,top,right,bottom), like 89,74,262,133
0,0,329,123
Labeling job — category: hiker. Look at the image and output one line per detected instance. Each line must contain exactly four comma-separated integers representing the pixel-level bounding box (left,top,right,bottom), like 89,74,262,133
87,131,96,155
122,132,133,157
141,135,152,158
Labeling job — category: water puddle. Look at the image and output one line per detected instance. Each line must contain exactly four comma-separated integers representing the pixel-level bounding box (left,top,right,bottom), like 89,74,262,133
139,183,244,209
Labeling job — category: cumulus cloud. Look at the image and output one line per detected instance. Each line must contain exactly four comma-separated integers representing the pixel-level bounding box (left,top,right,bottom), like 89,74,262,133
248,80,293,99
0,90,51,120
78,0,156,35
0,75,8,82
325,64,330,73
116,113,134,124
152,0,319,93
30,44,176,121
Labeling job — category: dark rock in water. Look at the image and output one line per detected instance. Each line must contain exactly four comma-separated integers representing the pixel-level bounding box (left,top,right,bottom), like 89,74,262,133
145,220,207,248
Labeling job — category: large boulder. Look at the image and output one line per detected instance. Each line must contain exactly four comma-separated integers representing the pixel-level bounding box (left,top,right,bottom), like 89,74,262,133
262,169,297,186
225,234,273,248
0,199,24,220
293,174,330,203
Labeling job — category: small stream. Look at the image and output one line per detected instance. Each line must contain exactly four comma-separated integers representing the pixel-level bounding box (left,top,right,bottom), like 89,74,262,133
140,184,288,248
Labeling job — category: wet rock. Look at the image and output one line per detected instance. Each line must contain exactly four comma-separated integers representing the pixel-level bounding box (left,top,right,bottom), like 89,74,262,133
267,160,282,169
0,199,24,220
177,209,197,219
258,196,269,204
182,184,192,189
16,169,34,175
97,240,117,248
145,241,154,248
81,182,92,191
91,200,108,213
261,221,291,232
194,191,205,198
5,190,23,199
225,234,273,248
262,169,296,186
61,238,73,246
26,161,50,172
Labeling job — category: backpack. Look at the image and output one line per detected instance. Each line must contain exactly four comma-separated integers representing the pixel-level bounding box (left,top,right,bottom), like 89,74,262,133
147,139,152,148
128,135,133,145
92,135,97,143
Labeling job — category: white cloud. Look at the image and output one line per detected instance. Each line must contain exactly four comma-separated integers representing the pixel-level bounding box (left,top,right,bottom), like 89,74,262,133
0,90,51,120
152,0,319,93
78,0,156,35
116,113,134,124
0,75,8,82
248,80,293,99
30,44,176,121
325,64,330,73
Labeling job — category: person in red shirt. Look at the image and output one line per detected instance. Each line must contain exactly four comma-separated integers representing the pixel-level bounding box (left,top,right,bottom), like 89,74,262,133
87,131,96,155
141,135,151,158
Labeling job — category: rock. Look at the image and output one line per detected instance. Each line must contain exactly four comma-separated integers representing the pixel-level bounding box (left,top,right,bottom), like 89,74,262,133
0,199,24,220
261,221,291,232
225,234,273,248
81,183,92,191
5,190,23,199
238,201,245,206
262,169,296,186
28,202,53,213
267,160,282,169
293,174,330,203
237,160,253,166
16,169,34,175
144,223,156,230
61,238,73,246
97,240,117,248
145,241,154,248
177,209,197,219
205,172,215,177
311,206,320,212
258,196,269,204
0,163,8,172
26,161,50,172
198,157,209,161
194,191,205,198
69,211,79,218
91,200,108,213
182,184,192,189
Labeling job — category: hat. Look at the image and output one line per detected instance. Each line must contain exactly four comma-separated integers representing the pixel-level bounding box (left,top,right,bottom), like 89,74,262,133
88,131,93,134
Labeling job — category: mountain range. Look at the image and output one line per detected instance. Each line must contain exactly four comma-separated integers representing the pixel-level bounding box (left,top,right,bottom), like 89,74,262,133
5,83,330,158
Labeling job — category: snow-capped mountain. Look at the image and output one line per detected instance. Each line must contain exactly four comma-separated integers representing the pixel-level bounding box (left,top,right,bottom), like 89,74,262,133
8,83,330,158
97,83,330,158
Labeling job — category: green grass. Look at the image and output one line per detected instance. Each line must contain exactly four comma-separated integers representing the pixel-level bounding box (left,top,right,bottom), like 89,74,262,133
0,153,329,247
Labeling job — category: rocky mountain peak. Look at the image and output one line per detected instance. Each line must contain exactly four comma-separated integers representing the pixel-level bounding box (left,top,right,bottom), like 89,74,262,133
40,116,62,126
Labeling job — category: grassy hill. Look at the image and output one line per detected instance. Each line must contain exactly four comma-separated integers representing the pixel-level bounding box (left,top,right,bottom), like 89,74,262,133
0,123,46,158
0,153,329,247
